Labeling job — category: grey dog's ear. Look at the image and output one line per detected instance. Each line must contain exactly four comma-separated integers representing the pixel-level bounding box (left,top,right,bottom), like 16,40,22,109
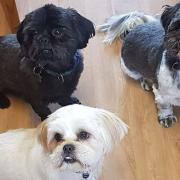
67,8,95,49
161,3,180,32
16,13,32,45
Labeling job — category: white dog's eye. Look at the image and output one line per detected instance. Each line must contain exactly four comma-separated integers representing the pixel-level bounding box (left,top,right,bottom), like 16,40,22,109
54,133,63,142
77,131,90,141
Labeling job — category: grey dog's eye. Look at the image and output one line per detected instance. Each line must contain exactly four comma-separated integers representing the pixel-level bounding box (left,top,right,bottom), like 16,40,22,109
54,133,63,142
78,131,90,140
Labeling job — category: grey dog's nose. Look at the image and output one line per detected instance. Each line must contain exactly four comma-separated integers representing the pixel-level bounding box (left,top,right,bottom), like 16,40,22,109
63,144,75,153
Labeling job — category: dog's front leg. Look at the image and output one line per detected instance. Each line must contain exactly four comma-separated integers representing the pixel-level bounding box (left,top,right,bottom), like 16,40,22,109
157,103,177,128
57,96,81,106
30,101,51,120
153,85,177,128
140,78,153,91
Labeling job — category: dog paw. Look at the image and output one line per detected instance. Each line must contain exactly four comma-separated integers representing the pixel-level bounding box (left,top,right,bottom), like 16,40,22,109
70,97,81,104
33,108,51,121
140,79,152,91
59,97,81,106
158,115,177,128
0,96,10,109
40,115,48,121
39,110,52,121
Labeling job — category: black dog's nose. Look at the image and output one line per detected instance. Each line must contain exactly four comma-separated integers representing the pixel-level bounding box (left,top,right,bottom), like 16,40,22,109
39,37,49,45
63,144,75,153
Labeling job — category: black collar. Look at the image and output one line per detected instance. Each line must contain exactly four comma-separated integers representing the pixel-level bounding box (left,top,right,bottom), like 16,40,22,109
32,52,81,83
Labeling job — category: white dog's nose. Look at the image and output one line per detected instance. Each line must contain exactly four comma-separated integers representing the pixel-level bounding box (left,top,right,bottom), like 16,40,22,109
63,144,75,153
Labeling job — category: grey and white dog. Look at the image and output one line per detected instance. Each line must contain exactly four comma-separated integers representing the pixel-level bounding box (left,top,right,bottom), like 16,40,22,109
98,3,180,128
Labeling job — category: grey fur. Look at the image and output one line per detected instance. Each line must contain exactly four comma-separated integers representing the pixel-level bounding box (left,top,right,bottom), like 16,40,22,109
99,3,180,127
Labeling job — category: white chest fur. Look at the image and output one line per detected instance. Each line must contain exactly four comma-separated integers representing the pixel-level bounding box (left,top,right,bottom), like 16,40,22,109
156,51,180,106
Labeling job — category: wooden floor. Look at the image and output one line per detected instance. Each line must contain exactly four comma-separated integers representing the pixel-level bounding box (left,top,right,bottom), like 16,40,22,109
0,0,180,179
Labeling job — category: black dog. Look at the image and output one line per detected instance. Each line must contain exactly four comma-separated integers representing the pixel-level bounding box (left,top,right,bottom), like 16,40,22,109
0,4,95,120
98,3,180,127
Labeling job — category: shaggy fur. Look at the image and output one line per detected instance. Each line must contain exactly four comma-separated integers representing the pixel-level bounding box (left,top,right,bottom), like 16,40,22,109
0,105,128,180
98,3,180,127
0,4,95,120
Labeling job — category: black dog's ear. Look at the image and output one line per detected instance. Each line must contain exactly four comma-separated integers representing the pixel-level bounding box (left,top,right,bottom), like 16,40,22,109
16,13,32,45
161,4,180,32
68,9,95,49
16,20,25,45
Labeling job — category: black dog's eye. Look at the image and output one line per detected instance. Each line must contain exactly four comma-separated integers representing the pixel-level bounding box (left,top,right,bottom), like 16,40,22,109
172,62,180,70
52,28,62,37
33,30,38,35
168,20,180,32
27,29,38,38
28,29,38,36
77,131,90,140
54,133,63,142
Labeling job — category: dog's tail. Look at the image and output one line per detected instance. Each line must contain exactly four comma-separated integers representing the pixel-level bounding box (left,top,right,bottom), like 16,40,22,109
97,11,157,44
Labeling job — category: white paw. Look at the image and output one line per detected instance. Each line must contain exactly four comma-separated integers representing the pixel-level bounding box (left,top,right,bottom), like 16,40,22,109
158,115,177,128
140,79,152,91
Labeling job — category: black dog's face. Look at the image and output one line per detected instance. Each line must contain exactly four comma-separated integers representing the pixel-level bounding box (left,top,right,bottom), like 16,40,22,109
17,4,95,71
161,3,180,71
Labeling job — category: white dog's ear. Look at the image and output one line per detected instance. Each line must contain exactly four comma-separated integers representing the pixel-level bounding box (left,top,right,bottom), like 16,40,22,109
97,109,128,154
37,121,48,151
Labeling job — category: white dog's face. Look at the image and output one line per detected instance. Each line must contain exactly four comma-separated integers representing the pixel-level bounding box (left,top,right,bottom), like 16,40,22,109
38,105,127,174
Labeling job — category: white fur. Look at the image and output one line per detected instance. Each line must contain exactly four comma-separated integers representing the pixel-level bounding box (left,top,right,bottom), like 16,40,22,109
156,102,173,119
97,11,157,44
121,57,142,80
153,51,180,107
0,105,128,180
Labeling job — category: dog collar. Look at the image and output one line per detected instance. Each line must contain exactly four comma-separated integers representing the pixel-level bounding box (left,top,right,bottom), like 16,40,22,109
33,52,81,83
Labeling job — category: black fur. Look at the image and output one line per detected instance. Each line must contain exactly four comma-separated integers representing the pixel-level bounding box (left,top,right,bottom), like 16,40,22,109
162,4,180,71
0,4,95,120
161,4,180,32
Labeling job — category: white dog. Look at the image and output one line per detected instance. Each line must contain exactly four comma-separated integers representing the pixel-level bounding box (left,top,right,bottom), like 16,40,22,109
0,105,128,180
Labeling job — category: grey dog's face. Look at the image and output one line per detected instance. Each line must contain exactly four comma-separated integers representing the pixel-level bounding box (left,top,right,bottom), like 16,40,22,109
17,4,95,71
161,4,180,74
